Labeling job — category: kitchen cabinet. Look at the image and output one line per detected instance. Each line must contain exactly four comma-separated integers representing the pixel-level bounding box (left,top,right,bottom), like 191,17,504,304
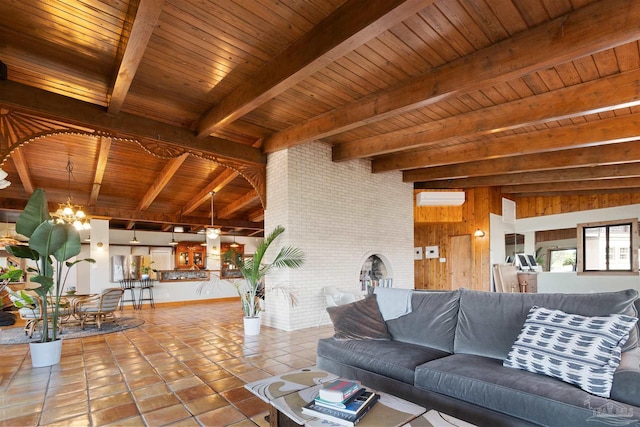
175,242,206,269
220,242,244,278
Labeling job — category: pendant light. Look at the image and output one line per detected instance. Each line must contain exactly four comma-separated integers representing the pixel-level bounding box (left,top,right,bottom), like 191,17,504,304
129,223,140,244
206,191,221,239
230,232,239,248
52,159,91,230
169,227,179,246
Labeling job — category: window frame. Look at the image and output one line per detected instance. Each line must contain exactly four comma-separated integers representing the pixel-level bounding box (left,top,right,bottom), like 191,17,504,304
547,247,577,272
576,218,639,275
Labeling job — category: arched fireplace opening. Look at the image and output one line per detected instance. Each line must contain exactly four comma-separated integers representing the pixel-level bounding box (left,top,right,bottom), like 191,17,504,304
359,254,393,291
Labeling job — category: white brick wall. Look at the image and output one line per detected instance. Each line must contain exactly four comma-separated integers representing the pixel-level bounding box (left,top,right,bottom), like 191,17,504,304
263,142,414,330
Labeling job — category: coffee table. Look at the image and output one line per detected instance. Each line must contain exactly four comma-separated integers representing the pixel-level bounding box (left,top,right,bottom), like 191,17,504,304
245,367,473,427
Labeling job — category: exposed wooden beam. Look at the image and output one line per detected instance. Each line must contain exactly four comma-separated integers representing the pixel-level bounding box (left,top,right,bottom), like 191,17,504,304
0,81,265,166
373,112,640,172
108,0,164,114
501,178,640,194
196,0,434,137
364,71,640,167
217,190,258,219
263,0,640,153
136,153,189,211
248,208,264,223
88,136,112,206
179,168,239,216
513,188,640,197
404,141,640,182
413,163,640,189
9,148,34,195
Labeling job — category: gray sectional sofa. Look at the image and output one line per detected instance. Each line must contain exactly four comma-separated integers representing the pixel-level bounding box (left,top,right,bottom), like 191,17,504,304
317,288,640,426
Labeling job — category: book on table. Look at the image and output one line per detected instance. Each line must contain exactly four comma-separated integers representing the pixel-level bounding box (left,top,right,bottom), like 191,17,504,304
301,390,380,426
314,389,376,414
318,379,362,402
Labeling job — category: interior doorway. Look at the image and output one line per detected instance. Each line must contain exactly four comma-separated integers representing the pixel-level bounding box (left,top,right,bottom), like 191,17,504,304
450,234,471,290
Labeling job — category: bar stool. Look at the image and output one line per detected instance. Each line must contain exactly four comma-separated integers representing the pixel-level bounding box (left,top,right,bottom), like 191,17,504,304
137,279,155,309
119,279,137,310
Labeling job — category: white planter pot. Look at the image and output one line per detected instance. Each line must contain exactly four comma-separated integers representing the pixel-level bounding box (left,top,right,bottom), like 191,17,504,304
243,316,261,336
29,339,62,367
141,274,150,280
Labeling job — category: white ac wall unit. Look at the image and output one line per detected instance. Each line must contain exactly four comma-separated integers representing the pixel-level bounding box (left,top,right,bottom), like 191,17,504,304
416,191,466,206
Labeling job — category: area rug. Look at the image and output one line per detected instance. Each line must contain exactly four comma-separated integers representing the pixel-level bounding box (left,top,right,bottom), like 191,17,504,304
0,317,145,345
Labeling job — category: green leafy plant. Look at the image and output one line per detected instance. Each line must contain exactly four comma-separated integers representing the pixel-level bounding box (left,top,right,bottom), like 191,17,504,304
141,260,155,275
3,189,95,342
226,225,304,318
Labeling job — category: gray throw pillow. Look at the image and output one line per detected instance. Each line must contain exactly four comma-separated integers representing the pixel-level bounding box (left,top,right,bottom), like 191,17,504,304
327,294,391,341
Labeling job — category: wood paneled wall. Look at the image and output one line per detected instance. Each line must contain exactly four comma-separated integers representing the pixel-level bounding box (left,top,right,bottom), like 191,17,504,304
415,190,640,290
414,187,501,291
515,193,640,218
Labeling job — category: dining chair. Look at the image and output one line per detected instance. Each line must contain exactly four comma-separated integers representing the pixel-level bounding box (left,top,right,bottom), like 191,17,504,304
76,288,124,330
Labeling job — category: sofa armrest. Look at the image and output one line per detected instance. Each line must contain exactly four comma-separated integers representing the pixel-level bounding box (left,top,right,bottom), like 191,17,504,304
611,347,640,407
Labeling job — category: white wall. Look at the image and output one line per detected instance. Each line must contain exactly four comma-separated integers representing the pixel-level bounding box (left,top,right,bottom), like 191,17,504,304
507,204,640,293
538,272,640,294
73,230,262,303
264,142,414,331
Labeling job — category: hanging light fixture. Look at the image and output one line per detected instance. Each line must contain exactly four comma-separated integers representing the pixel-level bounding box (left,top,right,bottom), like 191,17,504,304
0,221,18,249
230,232,239,248
52,159,90,230
169,227,179,246
129,223,140,244
0,168,11,189
206,191,221,239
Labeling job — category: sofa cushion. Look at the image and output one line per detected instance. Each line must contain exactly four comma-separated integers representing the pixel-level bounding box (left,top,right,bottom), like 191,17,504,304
317,337,450,384
414,353,640,427
327,294,391,341
454,289,639,360
612,347,640,407
503,306,637,397
385,290,460,353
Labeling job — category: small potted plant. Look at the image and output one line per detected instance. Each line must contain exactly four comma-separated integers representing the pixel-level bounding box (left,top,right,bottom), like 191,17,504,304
140,261,155,280
225,225,304,335
3,189,95,366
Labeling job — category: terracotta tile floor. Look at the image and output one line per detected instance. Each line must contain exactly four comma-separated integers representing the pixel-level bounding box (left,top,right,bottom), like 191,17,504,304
0,300,334,426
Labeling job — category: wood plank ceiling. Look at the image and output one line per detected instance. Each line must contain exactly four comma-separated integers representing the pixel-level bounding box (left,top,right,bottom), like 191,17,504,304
0,0,639,235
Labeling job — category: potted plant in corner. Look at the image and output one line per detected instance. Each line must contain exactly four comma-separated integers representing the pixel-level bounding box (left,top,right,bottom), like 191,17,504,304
4,189,95,367
226,225,304,335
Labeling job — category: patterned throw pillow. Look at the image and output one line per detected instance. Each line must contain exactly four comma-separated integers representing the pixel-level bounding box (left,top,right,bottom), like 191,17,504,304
503,306,638,397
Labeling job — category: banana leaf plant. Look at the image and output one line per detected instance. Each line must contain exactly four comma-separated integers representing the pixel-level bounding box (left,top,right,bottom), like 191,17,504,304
225,225,305,318
4,189,95,342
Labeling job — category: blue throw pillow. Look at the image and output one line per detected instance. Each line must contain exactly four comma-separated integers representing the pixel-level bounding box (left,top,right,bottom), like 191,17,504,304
504,306,638,397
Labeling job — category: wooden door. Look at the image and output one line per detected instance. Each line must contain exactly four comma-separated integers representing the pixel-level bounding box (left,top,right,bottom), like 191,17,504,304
450,235,471,290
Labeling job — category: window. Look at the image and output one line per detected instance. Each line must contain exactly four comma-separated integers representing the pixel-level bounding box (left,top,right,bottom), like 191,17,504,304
548,248,577,272
620,247,629,261
577,219,639,274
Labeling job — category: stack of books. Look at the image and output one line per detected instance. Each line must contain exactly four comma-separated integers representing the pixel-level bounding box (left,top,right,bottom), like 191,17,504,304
301,379,379,426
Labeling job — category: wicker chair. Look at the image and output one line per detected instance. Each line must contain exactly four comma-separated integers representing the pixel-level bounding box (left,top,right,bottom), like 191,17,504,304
76,288,124,330
8,290,71,338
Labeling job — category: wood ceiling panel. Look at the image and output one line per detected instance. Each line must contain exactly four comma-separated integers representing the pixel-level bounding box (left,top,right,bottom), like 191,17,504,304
2,0,640,235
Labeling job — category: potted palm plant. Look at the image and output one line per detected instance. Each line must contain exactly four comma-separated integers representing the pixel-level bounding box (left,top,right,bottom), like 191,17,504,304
4,189,95,366
226,225,304,335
